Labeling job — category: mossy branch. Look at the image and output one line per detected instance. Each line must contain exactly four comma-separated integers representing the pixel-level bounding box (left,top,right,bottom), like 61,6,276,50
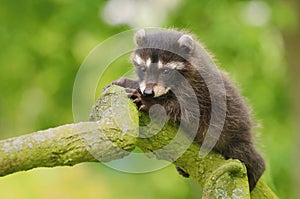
0,86,277,198
0,121,137,177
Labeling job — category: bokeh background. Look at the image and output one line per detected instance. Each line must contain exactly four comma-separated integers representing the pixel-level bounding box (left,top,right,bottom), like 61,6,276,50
0,0,299,198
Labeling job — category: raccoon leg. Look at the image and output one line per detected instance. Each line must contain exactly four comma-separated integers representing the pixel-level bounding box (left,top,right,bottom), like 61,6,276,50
104,77,145,109
104,77,139,91
220,141,265,191
112,77,139,89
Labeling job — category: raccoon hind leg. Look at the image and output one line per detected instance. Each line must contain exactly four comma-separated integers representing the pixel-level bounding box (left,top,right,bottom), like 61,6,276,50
220,141,265,191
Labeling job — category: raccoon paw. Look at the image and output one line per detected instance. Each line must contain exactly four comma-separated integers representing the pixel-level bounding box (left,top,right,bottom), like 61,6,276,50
125,88,143,109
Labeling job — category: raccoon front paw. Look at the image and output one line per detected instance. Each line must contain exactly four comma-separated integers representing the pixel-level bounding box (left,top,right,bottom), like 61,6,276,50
125,88,145,110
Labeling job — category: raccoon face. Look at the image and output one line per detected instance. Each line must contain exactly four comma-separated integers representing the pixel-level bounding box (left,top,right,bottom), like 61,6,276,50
132,50,187,98
131,29,196,98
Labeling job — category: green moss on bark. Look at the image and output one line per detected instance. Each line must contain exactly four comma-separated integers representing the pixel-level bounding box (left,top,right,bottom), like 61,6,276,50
0,86,278,198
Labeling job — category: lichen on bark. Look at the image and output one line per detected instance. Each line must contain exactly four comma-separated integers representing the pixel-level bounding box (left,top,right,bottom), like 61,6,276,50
0,86,278,198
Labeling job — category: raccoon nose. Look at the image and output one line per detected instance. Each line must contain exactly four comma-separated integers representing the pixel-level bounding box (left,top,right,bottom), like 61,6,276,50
143,87,154,97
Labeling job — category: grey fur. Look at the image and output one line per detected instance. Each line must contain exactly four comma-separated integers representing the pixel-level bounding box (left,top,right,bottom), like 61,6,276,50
134,29,146,46
178,34,194,53
112,29,265,191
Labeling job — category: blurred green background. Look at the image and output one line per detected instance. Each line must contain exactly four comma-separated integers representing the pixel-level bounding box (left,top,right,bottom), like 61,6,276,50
0,0,299,198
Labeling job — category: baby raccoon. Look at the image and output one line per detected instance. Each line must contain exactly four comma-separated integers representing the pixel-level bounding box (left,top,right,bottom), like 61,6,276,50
111,29,265,191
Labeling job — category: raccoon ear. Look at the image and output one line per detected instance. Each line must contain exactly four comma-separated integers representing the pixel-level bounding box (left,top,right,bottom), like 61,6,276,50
178,34,194,53
134,29,146,46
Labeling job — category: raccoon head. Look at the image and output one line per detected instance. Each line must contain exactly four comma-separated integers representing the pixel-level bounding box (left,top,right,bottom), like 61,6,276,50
131,29,195,98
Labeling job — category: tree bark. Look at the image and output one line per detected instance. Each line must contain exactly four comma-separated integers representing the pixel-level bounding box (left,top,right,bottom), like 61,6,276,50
0,86,277,198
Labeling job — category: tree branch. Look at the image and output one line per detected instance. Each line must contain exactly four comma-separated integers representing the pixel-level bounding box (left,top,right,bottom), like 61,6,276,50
0,86,277,198
0,121,137,177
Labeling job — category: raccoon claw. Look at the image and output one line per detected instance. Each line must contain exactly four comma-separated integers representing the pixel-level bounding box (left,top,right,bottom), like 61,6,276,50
133,98,141,103
128,89,140,97
124,88,144,109
139,104,147,111
125,88,140,98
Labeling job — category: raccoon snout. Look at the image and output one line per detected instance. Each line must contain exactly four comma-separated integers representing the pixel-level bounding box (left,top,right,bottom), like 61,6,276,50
143,84,155,97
